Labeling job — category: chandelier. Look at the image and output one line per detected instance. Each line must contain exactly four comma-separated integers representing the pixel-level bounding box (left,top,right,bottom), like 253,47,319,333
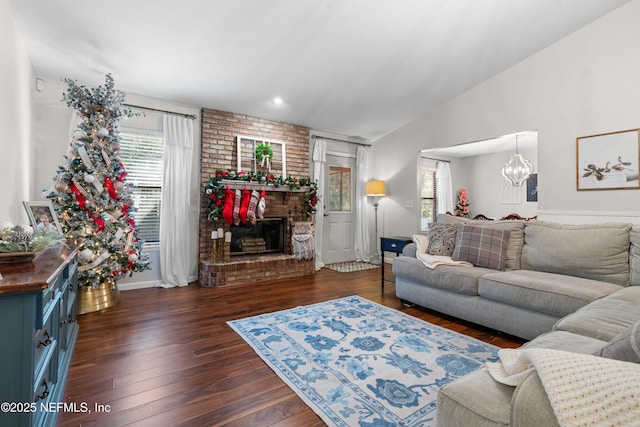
501,135,534,186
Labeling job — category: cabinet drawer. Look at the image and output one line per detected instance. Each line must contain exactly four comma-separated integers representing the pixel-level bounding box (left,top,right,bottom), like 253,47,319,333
32,356,57,427
42,273,64,310
34,308,57,374
66,274,77,318
33,363,55,404
59,297,77,352
38,272,65,329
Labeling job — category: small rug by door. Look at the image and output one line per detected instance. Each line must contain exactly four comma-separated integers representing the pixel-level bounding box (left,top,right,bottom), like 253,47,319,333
325,261,380,273
228,296,499,426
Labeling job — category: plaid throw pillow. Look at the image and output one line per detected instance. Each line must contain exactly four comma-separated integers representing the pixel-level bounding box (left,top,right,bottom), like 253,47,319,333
452,225,510,270
427,223,457,256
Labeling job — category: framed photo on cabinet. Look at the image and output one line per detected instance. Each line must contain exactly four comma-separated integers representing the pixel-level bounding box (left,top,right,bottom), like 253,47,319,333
23,201,63,234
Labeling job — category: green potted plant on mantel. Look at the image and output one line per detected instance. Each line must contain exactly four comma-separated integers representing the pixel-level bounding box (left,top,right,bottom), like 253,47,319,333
255,142,273,170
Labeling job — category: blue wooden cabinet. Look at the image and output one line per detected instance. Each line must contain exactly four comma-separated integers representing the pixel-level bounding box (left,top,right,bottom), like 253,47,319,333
0,244,79,427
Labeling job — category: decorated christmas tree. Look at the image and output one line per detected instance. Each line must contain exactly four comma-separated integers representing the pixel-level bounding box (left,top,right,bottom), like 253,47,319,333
454,188,470,217
47,74,150,288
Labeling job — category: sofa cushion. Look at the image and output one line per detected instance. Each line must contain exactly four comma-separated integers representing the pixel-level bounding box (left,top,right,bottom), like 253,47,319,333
630,225,640,286
597,320,640,363
478,270,622,318
554,287,640,341
427,223,456,256
452,225,510,270
524,330,608,355
521,221,631,286
437,214,524,270
392,256,492,296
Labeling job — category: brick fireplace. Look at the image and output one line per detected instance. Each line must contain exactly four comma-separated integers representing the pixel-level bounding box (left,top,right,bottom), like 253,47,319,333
199,108,315,287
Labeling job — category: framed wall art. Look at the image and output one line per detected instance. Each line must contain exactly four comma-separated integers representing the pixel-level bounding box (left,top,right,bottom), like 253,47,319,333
236,135,286,176
577,129,640,191
23,201,63,234
526,173,538,202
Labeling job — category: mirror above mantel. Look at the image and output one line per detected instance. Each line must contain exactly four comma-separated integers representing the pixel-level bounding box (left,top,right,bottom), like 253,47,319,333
420,130,538,220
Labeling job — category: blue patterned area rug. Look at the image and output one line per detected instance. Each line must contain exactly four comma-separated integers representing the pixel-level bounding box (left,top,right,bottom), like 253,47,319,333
228,296,499,426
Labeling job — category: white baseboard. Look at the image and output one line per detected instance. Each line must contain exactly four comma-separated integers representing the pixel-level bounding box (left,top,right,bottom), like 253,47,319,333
118,280,162,291
118,275,198,291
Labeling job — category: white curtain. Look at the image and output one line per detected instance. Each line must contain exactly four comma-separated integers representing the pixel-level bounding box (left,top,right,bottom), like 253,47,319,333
436,161,454,214
354,145,370,262
159,115,193,287
313,138,327,270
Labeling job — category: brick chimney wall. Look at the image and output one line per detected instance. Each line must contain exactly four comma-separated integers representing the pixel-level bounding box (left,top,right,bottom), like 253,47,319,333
199,108,312,264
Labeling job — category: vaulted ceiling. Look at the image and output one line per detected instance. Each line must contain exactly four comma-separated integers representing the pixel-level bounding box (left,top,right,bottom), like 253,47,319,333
9,0,630,141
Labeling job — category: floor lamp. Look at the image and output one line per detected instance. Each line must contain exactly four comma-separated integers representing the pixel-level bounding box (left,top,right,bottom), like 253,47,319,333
366,180,386,264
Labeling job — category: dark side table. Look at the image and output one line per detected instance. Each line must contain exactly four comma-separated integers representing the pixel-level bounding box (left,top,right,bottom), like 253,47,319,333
380,236,412,290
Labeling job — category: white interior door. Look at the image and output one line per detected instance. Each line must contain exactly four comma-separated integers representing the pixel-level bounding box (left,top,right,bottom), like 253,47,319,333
322,155,356,264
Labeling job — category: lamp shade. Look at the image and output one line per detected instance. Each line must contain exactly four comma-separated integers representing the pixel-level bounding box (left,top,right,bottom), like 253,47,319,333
366,180,386,196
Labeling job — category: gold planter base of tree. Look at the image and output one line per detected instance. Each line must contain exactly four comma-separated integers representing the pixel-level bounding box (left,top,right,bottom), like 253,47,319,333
77,282,120,315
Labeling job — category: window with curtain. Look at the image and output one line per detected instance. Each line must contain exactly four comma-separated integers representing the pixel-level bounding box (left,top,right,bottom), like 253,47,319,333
420,168,437,231
119,131,164,243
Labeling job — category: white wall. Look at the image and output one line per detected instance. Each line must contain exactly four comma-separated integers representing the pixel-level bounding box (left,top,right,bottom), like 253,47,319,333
31,79,201,289
0,0,33,223
372,0,640,238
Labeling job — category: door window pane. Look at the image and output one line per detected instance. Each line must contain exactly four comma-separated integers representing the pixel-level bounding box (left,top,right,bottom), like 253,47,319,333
328,166,351,212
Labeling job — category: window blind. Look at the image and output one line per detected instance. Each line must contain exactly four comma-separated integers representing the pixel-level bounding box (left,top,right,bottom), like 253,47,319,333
420,168,437,231
119,131,164,243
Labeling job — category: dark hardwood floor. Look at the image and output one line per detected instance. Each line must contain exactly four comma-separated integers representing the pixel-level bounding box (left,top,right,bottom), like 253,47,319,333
57,267,524,427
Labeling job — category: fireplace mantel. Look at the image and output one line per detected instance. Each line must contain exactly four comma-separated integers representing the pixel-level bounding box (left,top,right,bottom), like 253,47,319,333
219,179,310,193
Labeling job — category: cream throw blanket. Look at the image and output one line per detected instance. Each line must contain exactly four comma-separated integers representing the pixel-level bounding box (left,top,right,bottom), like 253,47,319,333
487,348,640,427
412,234,472,269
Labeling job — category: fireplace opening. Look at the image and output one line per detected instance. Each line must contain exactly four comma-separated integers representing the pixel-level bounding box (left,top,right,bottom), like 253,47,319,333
230,218,285,256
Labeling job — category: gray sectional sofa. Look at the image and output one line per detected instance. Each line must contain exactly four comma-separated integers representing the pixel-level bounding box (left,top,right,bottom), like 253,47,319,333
391,215,640,426
393,215,639,340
